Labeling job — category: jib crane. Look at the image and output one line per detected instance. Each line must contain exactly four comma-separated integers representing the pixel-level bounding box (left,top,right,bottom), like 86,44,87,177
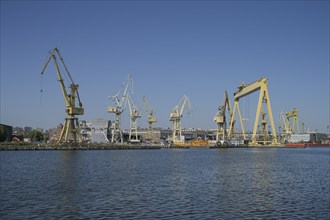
170,95,192,144
142,96,157,140
285,108,300,134
279,111,290,143
127,94,141,143
108,74,132,143
280,111,290,134
228,78,279,146
214,90,234,146
40,48,84,143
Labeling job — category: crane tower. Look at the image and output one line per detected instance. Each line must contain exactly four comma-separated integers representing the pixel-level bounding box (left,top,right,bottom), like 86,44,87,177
127,94,141,143
142,96,157,141
170,95,192,144
40,48,84,143
108,74,132,143
214,90,234,146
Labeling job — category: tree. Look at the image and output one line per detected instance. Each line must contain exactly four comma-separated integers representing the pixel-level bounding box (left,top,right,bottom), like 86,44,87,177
28,130,44,142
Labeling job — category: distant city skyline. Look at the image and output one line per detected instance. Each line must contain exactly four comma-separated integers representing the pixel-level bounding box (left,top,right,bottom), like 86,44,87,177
1,1,329,133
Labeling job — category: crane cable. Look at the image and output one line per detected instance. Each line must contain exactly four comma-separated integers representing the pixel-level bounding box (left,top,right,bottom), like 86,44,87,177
40,74,44,105
40,51,49,106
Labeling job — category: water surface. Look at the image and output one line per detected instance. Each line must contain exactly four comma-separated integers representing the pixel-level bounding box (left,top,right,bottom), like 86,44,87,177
1,148,329,219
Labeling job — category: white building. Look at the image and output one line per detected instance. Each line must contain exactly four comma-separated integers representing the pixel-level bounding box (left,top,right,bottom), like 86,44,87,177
80,119,110,143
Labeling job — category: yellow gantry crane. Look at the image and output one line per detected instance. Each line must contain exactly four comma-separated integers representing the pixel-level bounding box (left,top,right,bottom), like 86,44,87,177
108,74,132,143
285,108,300,134
127,94,141,143
214,90,234,146
142,96,157,141
170,95,192,144
41,48,84,143
228,78,279,146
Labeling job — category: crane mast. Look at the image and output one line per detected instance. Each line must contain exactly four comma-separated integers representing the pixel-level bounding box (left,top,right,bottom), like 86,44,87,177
170,95,192,144
142,96,157,141
127,94,141,143
214,90,234,146
108,74,132,143
259,107,268,142
40,48,84,143
228,78,279,146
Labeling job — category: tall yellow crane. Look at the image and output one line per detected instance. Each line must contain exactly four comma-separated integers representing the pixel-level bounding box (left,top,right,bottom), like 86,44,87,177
228,78,279,146
170,95,192,144
285,108,300,134
214,90,234,146
108,74,132,143
142,96,157,141
127,94,141,143
40,48,84,143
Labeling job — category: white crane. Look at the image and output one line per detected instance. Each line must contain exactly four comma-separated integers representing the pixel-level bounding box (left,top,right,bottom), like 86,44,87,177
143,96,157,141
127,94,141,143
170,95,192,144
108,74,132,143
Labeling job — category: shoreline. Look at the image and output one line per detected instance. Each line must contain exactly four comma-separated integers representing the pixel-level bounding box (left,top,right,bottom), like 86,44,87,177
1,142,329,151
0,143,162,151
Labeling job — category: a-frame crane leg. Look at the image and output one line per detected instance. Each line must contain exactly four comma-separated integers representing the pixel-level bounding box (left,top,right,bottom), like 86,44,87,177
228,102,237,138
58,119,66,143
64,118,72,142
264,89,278,144
251,89,265,146
236,102,246,140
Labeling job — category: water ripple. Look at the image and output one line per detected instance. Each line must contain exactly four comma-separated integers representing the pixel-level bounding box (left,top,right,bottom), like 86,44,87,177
1,148,329,219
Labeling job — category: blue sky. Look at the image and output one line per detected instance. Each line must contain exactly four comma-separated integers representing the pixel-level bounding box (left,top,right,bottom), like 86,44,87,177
1,0,329,133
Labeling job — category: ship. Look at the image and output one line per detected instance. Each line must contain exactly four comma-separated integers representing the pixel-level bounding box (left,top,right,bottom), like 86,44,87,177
284,133,330,147
285,142,330,147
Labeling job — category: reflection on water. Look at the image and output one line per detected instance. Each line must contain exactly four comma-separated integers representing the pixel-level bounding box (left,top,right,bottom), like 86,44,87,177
1,148,329,219
55,152,80,218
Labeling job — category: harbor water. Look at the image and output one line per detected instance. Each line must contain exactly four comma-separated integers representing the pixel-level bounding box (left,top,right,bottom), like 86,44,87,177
1,148,329,219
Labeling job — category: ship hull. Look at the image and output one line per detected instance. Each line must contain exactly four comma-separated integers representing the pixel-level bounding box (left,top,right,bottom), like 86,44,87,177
285,143,330,147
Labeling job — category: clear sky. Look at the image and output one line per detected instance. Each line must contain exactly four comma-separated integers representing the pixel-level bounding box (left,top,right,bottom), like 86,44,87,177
1,0,329,133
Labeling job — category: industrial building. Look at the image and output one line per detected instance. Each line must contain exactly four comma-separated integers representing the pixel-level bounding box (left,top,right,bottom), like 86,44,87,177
80,119,110,143
0,124,13,142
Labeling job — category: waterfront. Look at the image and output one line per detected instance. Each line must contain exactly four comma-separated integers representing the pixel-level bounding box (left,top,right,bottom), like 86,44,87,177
1,148,329,219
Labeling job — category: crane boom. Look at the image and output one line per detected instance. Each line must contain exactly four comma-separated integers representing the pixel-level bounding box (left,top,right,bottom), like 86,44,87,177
40,48,84,143
41,48,70,107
